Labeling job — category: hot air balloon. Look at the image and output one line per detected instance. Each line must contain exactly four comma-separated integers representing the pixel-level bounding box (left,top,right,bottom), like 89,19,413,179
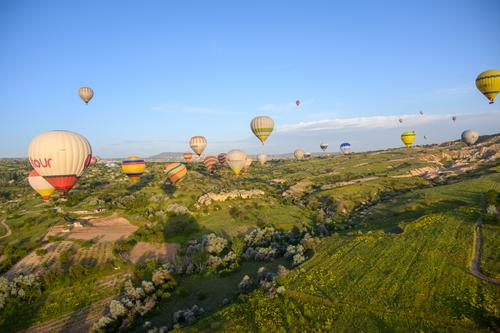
226,150,247,175
452,116,457,122
398,118,403,123
250,116,274,144
217,153,226,165
122,157,145,182
304,152,311,159
294,149,304,160
189,136,207,156
475,69,500,104
340,143,352,154
243,156,253,172
204,156,218,174
183,152,193,163
320,143,328,151
28,130,92,192
78,87,94,104
419,111,424,116
461,130,479,146
296,100,301,107
89,156,98,166
401,131,416,148
424,135,427,140
28,170,55,201
257,153,267,166
164,162,187,186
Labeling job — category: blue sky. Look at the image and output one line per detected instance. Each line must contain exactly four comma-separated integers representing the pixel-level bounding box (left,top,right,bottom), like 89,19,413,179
1,0,499,157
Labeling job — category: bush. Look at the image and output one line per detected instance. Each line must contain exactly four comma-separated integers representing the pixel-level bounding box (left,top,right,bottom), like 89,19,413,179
35,248,48,256
177,286,190,298
486,190,498,206
196,290,207,300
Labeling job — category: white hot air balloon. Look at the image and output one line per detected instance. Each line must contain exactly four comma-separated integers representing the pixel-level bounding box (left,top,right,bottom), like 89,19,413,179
226,150,247,175
189,136,207,156
461,130,479,146
28,130,92,192
294,149,304,160
243,156,253,172
257,153,268,166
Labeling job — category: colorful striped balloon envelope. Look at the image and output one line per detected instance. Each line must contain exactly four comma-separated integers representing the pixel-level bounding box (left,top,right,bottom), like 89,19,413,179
204,156,218,174
217,153,226,165
122,157,146,182
164,162,187,186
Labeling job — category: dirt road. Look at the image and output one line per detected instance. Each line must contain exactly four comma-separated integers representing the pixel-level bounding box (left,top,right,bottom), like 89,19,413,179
0,219,11,239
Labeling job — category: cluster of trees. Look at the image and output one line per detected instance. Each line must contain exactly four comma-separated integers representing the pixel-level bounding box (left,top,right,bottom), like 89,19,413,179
484,190,499,223
0,274,41,311
93,265,177,332
239,265,288,297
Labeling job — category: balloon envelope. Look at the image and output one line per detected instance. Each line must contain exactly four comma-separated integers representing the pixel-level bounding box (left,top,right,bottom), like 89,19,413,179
257,153,267,166
243,156,253,171
204,156,218,174
461,130,479,146
189,136,207,156
28,170,55,201
320,143,328,151
296,100,301,107
401,131,416,148
226,150,246,175
78,87,94,104
340,143,352,154
28,130,92,192
164,162,187,186
183,152,193,163
294,149,304,160
250,116,274,144
217,153,227,165
476,69,500,104
122,157,145,182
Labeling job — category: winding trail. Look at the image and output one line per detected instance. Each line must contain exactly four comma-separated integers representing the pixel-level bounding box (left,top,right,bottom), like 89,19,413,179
0,219,11,239
469,199,500,285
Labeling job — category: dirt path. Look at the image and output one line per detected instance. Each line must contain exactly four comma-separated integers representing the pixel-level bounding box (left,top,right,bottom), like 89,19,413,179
18,295,115,333
0,219,11,239
469,202,500,285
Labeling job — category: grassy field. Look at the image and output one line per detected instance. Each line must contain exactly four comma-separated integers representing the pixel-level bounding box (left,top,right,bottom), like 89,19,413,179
186,173,500,332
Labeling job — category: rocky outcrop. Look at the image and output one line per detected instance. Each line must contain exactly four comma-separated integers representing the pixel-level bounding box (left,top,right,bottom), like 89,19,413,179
409,167,441,180
196,190,265,207
282,181,313,197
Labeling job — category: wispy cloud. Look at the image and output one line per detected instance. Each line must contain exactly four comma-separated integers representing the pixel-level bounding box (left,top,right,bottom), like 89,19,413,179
278,113,459,133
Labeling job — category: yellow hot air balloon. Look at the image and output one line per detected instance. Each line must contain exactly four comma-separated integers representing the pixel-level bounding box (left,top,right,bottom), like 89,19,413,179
294,149,304,160
226,150,247,175
250,116,274,144
475,70,500,104
243,156,253,172
189,136,207,156
78,87,94,104
401,131,416,148
28,170,55,201
257,153,267,166
164,162,187,186
28,130,92,192
122,157,146,182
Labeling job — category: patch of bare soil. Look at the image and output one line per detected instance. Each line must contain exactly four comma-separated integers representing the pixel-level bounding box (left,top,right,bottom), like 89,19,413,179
46,214,138,242
129,242,180,264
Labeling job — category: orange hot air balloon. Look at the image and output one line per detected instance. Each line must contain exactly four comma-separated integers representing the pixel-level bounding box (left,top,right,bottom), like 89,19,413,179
204,156,218,174
183,152,193,163
217,153,227,165
28,130,92,192
28,170,55,201
164,162,187,186
78,87,94,104
296,100,301,107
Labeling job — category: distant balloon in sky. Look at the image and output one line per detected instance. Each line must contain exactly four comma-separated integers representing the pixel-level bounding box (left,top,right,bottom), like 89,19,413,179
419,111,424,116
296,100,301,107
243,156,253,172
257,153,267,166
320,143,328,151
250,116,274,144
398,118,403,123
452,116,457,122
189,136,207,156
122,156,146,182
183,152,193,163
164,162,187,186
217,153,227,165
401,131,416,148
294,149,304,160
78,87,94,104
226,150,247,175
475,69,500,104
28,170,55,201
28,130,92,192
340,143,352,154
204,156,218,174
424,135,427,140
461,130,479,146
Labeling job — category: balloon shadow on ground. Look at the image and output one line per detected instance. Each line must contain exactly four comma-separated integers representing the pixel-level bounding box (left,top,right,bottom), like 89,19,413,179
161,182,177,197
127,174,154,193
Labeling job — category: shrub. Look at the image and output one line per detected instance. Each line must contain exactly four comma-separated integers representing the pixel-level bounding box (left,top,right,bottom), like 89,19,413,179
196,290,207,300
35,248,48,256
177,286,190,298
